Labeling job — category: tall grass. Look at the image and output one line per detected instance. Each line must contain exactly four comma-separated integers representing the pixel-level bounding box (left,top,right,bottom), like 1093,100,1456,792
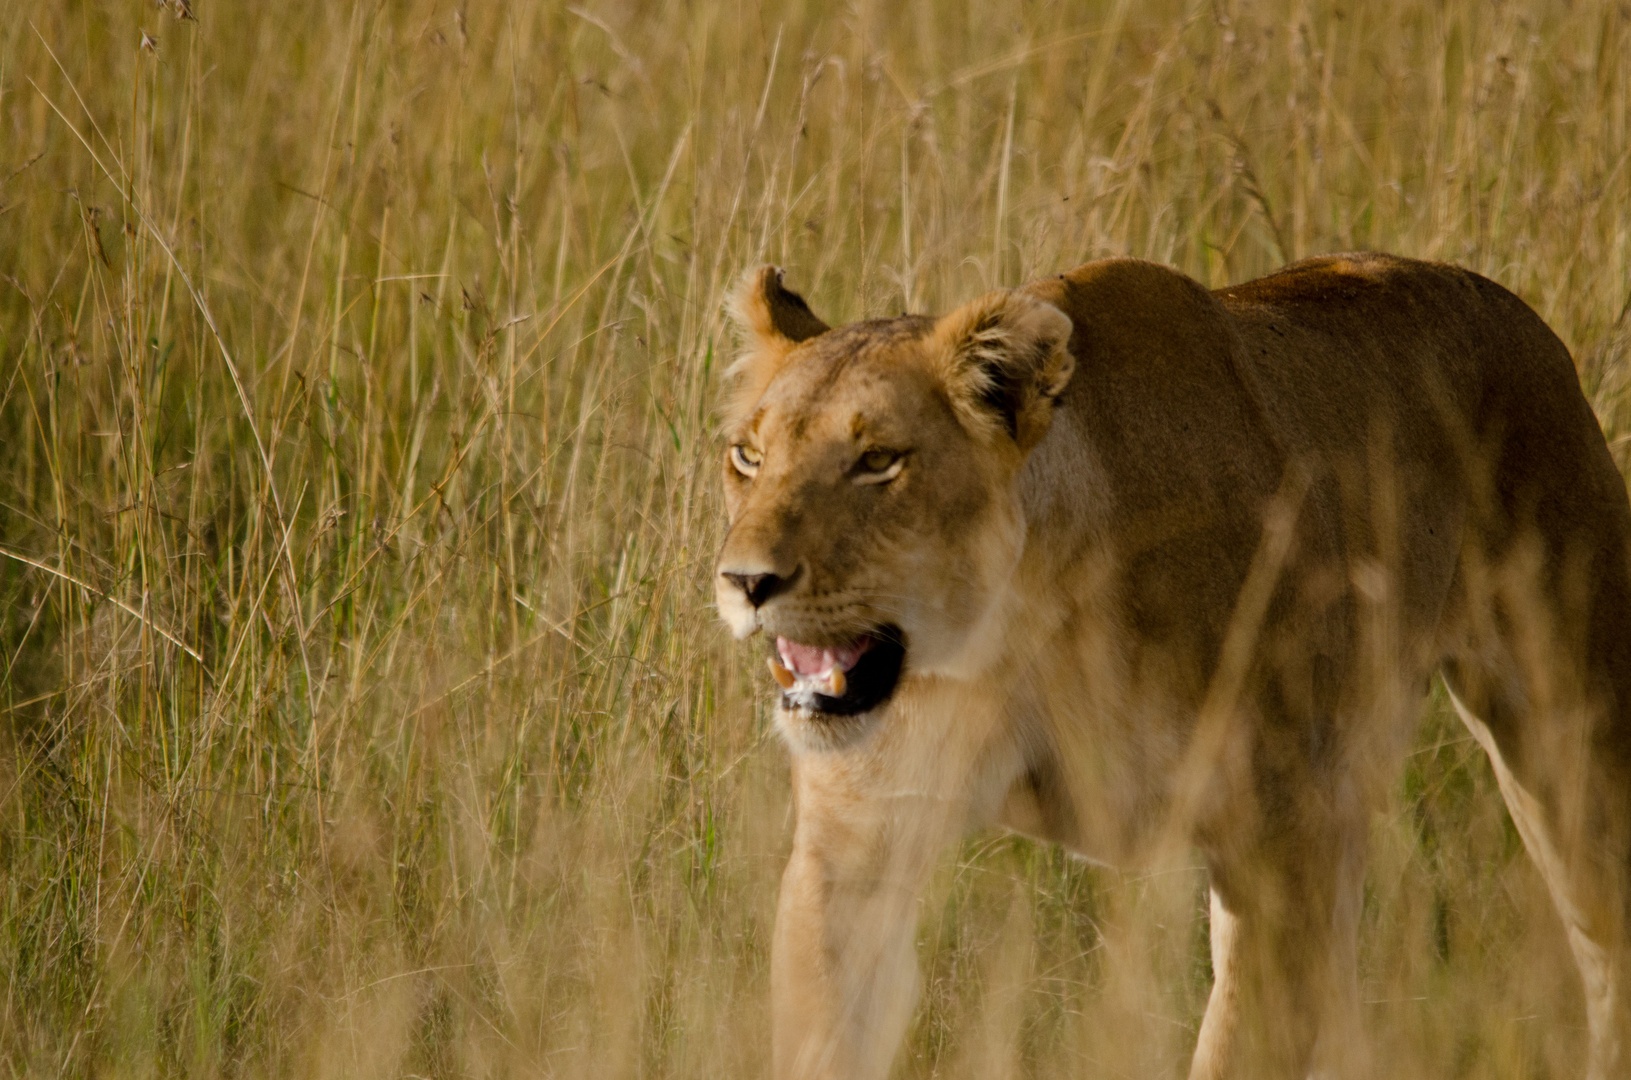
0,1,1627,1076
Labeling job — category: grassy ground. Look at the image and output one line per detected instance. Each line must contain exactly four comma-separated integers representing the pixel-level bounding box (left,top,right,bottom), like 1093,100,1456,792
1,1,1628,1076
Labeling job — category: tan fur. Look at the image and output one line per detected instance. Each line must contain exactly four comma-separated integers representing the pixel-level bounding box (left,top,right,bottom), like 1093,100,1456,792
715,255,1631,1079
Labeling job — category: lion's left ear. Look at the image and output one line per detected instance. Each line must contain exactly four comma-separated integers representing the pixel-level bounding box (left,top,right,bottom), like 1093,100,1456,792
930,290,1075,451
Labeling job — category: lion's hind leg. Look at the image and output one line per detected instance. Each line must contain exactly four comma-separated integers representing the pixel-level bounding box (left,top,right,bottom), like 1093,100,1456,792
1441,640,1631,1080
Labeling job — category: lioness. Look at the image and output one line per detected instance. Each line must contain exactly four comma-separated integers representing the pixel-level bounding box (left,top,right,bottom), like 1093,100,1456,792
714,254,1631,1079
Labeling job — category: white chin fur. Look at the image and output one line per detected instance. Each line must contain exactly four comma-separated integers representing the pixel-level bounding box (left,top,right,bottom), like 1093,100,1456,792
781,684,826,711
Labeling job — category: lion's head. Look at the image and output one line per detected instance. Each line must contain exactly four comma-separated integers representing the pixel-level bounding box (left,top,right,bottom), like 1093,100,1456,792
715,267,1076,740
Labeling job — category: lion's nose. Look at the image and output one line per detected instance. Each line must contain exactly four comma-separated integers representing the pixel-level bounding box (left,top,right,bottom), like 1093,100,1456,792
721,568,797,608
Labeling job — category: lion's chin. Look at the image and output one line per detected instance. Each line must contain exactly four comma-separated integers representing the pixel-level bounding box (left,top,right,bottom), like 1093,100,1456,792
770,627,907,719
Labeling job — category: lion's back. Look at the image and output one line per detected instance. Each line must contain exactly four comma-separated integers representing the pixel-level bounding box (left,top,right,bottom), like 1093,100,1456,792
1219,253,1624,534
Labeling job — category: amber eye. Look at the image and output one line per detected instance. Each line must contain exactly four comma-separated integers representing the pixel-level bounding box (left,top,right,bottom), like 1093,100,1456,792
730,443,762,477
854,448,905,484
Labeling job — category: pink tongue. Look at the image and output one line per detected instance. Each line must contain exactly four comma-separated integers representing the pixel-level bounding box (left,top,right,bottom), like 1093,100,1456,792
778,636,872,677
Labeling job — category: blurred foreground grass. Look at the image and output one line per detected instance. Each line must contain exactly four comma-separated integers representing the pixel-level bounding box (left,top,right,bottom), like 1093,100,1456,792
1,1,1628,1076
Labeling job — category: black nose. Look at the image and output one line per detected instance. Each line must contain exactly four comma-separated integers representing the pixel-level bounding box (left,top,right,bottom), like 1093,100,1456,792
722,569,794,608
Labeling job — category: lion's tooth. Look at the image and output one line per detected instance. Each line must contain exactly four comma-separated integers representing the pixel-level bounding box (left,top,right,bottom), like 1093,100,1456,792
829,668,846,697
768,657,796,689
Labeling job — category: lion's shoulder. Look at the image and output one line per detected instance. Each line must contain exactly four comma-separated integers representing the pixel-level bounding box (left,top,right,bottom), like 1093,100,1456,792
1022,257,1223,333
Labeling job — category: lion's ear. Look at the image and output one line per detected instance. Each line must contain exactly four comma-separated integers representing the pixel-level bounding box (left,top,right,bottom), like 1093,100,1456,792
930,290,1075,451
726,266,830,375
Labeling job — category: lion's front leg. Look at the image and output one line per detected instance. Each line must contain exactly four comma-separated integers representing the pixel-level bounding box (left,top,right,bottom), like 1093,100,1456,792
772,825,928,1080
771,694,1016,1080
1191,804,1369,1080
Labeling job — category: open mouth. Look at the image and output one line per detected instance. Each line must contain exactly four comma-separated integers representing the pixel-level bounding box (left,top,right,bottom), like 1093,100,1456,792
767,628,907,717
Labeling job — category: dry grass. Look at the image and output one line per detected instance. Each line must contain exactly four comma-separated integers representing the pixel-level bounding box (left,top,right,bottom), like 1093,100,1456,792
1,1,1628,1076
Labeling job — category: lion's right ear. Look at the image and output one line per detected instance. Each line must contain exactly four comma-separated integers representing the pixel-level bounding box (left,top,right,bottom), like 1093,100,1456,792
726,266,829,384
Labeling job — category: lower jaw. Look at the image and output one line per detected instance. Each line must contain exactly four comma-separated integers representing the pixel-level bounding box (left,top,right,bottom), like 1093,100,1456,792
774,703,881,752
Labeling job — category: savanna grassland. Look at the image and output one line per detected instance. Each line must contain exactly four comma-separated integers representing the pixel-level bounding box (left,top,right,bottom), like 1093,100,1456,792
1,1,1629,1076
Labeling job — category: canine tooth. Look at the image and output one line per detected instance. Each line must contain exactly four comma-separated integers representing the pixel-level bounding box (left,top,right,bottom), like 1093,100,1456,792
829,668,846,697
768,656,796,689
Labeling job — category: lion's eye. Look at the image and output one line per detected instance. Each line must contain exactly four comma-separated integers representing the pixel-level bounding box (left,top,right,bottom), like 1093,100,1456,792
854,448,905,484
730,443,762,477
